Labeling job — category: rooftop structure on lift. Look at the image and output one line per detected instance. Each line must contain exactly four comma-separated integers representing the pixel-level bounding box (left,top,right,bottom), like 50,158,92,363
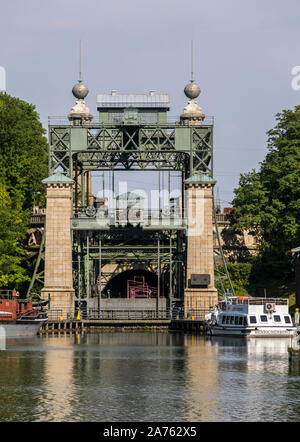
96,90,170,124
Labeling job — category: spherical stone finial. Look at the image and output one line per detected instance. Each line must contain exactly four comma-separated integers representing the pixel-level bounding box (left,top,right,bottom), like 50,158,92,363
72,80,89,99
184,80,201,100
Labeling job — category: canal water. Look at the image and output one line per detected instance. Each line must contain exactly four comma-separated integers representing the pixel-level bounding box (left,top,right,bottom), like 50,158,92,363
0,331,299,422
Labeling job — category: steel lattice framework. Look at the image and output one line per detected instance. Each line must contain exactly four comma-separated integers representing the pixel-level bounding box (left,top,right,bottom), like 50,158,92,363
48,123,213,176
28,116,234,309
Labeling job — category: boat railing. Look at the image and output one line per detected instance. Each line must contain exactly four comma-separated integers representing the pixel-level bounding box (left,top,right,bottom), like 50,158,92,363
248,298,288,305
0,290,29,301
0,290,14,299
227,297,288,306
230,298,249,305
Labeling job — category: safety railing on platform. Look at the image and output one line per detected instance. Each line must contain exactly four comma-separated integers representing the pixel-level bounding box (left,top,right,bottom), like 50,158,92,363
72,207,186,228
171,306,211,321
44,307,209,322
184,310,210,321
44,308,171,321
171,306,185,320
88,309,171,320
46,309,65,320
48,116,215,126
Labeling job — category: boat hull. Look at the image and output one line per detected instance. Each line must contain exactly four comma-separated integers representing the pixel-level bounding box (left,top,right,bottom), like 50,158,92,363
208,326,297,338
0,320,46,337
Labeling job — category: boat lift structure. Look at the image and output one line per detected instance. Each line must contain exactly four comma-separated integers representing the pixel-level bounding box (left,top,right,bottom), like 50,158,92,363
28,78,234,319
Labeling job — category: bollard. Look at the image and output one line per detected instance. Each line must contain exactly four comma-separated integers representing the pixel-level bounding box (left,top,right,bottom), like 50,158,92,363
295,308,299,325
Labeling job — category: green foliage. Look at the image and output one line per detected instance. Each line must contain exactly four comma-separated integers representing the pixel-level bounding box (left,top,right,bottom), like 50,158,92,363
0,186,29,287
232,106,300,291
0,93,48,290
216,262,252,297
289,293,296,309
226,262,252,296
0,92,48,210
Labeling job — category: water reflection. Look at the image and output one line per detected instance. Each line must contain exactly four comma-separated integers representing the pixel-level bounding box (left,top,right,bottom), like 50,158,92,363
0,332,300,422
209,337,295,421
36,334,77,421
69,332,188,422
178,335,221,421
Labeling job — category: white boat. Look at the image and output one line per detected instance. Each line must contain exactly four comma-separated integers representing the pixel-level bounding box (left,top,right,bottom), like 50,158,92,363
206,296,297,338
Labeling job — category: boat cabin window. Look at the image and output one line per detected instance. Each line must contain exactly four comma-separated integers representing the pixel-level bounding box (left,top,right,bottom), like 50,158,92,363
221,315,247,326
260,315,268,322
249,316,257,324
284,316,291,324
273,315,281,322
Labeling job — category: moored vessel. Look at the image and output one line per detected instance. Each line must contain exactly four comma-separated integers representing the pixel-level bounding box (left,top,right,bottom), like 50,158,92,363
206,296,297,338
0,295,48,337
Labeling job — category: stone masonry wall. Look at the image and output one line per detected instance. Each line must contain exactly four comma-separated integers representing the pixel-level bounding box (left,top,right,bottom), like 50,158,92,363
184,182,218,317
41,182,75,318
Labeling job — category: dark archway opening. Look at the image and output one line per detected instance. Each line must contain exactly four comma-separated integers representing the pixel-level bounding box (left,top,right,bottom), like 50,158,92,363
103,269,167,299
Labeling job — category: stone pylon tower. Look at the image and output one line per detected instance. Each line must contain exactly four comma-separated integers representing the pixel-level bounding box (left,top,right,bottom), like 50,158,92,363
181,76,218,317
41,172,75,318
184,173,218,315
40,68,93,318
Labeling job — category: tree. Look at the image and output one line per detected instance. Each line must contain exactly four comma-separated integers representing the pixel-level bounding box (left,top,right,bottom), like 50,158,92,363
0,92,48,211
0,93,48,290
217,262,253,297
232,105,300,294
0,186,29,287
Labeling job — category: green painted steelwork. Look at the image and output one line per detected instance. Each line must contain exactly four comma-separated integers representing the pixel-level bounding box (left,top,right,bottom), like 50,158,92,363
48,123,213,177
27,108,234,307
46,119,214,306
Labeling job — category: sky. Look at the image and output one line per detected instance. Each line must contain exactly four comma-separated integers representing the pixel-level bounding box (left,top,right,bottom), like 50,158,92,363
0,0,299,208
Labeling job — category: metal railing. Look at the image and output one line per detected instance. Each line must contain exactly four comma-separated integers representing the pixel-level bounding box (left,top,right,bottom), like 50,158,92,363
48,116,214,126
46,309,65,321
44,308,171,321
215,214,233,223
88,309,171,320
0,290,27,300
72,207,187,229
184,309,210,321
170,306,209,321
42,306,211,322
30,214,46,225
0,290,14,299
